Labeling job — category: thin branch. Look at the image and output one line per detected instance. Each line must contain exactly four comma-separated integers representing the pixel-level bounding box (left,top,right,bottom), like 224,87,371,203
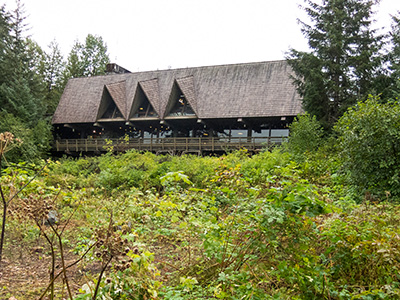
36,220,56,300
92,211,114,300
0,154,6,262
49,222,73,300
38,242,96,300
60,201,81,236
92,255,113,300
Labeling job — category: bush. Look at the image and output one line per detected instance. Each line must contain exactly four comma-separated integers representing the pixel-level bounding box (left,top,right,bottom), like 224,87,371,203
0,112,52,162
334,96,400,199
159,154,219,188
285,114,324,162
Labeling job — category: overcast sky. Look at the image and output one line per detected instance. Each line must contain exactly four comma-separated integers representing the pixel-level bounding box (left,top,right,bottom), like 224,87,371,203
1,0,399,72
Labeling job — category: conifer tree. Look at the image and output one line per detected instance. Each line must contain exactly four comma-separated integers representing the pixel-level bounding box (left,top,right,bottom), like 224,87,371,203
389,12,400,87
0,2,51,160
0,1,45,125
287,0,384,128
0,5,11,94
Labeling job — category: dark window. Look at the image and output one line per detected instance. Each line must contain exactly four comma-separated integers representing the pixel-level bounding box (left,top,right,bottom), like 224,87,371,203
168,94,195,116
102,102,123,119
133,100,157,118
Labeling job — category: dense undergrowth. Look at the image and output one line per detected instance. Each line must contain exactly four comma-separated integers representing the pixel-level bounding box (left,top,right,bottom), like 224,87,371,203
1,99,400,299
0,144,399,299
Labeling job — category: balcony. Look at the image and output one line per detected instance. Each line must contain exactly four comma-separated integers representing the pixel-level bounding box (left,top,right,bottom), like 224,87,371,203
53,136,286,155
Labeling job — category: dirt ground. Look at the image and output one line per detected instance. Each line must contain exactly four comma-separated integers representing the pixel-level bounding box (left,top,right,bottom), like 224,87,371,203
0,249,101,300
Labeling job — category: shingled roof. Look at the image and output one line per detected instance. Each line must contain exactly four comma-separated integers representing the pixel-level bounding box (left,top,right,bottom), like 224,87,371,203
52,60,302,125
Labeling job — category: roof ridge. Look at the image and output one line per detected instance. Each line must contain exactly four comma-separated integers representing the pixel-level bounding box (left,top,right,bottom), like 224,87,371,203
67,60,288,80
130,59,287,75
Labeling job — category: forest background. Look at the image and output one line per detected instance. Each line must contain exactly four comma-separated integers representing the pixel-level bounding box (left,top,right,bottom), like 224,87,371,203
0,1,110,162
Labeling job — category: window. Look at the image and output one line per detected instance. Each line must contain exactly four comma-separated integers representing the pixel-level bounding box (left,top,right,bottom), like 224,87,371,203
168,94,195,116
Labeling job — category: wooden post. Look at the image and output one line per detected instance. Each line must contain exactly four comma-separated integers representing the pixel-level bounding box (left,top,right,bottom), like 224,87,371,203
247,128,252,143
268,125,272,149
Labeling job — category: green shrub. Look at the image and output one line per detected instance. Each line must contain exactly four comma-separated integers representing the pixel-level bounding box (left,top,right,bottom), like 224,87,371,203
0,113,52,162
159,155,218,188
285,113,324,162
240,147,291,185
335,97,400,199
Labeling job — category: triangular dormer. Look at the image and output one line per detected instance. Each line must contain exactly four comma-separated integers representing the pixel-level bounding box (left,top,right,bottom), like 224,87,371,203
165,79,196,117
130,81,159,119
105,81,127,118
97,86,124,120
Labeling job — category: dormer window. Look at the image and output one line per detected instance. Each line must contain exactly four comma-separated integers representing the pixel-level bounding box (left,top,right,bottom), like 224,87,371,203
168,91,195,116
130,81,159,119
102,102,123,119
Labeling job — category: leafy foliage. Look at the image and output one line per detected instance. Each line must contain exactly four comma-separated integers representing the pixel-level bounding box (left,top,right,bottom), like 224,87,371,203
63,34,110,80
285,113,324,162
41,40,66,116
2,147,400,299
0,112,52,162
335,97,400,198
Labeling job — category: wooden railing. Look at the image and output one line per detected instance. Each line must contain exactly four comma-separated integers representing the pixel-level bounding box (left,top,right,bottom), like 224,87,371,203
53,136,286,154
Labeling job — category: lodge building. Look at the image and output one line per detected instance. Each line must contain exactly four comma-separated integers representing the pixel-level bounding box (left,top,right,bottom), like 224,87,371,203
52,60,302,154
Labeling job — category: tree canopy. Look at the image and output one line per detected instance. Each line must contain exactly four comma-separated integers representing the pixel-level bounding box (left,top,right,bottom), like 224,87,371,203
0,1,44,125
0,2,111,162
63,34,110,80
286,0,384,128
390,13,400,88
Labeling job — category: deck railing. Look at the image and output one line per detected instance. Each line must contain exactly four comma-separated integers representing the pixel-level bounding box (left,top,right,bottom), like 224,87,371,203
54,136,286,154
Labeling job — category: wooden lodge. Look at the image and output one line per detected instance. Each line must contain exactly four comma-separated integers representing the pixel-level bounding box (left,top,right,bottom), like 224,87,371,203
52,60,302,154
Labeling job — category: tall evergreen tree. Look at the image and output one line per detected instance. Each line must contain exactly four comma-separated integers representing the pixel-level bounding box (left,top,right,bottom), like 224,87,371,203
0,0,45,125
25,38,47,102
286,0,384,128
389,12,400,88
0,5,11,95
0,1,51,160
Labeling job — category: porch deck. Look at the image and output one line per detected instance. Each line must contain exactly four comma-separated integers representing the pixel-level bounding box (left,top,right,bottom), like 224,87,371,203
54,136,286,155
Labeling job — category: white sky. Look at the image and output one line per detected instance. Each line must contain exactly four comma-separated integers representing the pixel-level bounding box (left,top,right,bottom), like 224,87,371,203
1,0,399,72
